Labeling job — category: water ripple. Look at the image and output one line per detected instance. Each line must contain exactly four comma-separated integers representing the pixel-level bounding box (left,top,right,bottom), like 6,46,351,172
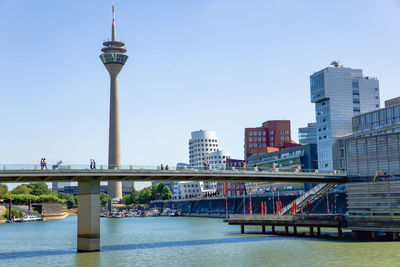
0,236,284,260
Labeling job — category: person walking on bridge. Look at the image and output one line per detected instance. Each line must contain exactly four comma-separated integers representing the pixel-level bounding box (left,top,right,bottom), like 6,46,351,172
43,158,48,170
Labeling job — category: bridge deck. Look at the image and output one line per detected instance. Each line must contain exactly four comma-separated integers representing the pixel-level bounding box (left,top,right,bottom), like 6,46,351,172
0,169,347,183
225,214,347,228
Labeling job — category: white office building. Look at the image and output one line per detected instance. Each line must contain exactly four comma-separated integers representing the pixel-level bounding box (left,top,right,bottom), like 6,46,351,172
173,181,217,200
310,63,380,170
205,150,231,169
189,130,219,167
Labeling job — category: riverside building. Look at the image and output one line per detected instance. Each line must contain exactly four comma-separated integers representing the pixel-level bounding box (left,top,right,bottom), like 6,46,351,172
189,130,219,167
310,62,380,171
298,123,317,145
244,120,299,160
338,97,400,176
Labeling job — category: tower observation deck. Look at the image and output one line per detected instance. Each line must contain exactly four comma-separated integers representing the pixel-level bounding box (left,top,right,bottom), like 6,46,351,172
100,6,128,200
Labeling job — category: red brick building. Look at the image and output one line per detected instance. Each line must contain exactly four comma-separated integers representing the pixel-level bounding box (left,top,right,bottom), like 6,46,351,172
216,182,246,196
244,120,300,159
216,158,246,196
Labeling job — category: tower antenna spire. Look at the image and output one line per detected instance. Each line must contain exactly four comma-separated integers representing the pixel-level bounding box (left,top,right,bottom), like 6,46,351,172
112,5,116,41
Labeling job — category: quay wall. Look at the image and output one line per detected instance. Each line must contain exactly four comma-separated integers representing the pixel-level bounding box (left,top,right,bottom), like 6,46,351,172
150,191,347,217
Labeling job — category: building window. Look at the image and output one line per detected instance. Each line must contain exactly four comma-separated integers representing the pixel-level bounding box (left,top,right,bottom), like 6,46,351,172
253,131,257,135
263,132,266,136
270,137,273,141
270,142,274,146
249,132,252,136
280,137,284,140
353,107,360,112
285,136,289,140
280,130,284,134
270,131,274,135
375,96,379,99
258,137,261,141
249,137,252,141
249,144,253,147
285,130,289,134
262,137,266,141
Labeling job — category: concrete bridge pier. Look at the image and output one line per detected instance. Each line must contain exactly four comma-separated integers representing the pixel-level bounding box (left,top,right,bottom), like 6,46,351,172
77,179,100,252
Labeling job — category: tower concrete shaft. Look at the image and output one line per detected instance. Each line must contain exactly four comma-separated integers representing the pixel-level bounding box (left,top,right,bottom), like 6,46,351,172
100,6,128,200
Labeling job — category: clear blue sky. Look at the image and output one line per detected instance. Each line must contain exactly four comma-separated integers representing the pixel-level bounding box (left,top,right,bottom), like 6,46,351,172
1,0,400,166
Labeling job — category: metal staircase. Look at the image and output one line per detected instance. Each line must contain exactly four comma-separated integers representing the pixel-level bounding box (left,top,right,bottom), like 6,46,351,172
281,183,337,215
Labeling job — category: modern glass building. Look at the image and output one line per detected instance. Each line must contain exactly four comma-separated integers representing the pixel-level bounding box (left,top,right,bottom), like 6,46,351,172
338,97,400,176
310,63,380,170
298,122,317,145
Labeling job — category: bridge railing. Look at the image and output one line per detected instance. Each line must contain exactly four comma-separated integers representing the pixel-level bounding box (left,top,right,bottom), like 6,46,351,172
0,164,346,175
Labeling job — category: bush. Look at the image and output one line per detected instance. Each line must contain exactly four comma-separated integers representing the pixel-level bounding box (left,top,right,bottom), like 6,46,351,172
58,192,76,208
5,208,24,218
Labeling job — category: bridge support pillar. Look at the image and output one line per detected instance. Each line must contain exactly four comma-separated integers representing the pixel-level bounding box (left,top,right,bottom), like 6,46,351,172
77,180,100,252
293,226,297,235
241,225,244,234
285,226,289,235
338,228,342,238
309,227,314,237
271,225,276,233
317,227,321,237
262,225,266,234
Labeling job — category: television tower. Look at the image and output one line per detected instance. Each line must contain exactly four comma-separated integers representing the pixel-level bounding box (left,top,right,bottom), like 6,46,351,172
100,6,128,200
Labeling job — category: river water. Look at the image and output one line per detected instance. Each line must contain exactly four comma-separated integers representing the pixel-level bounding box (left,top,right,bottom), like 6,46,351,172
0,216,399,267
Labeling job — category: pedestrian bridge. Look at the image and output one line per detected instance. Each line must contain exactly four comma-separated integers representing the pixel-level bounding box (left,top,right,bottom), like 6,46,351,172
0,164,347,253
0,164,347,183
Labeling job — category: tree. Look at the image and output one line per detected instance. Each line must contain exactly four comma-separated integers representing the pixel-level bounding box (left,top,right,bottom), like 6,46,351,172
138,187,152,204
11,184,31,195
0,184,8,198
130,188,139,203
161,186,173,200
58,192,76,208
100,192,111,206
122,194,133,205
27,182,52,196
151,183,164,200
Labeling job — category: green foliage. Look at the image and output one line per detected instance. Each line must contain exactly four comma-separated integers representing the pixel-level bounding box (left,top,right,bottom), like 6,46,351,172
161,186,173,200
58,192,76,208
151,183,164,200
3,194,64,204
122,194,132,205
27,182,52,196
11,184,31,195
5,208,25,218
121,184,172,205
138,187,153,204
100,192,111,206
0,184,8,198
